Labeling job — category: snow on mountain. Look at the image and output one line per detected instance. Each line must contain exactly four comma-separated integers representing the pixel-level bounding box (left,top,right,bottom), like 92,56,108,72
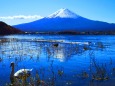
14,8,115,32
48,8,80,18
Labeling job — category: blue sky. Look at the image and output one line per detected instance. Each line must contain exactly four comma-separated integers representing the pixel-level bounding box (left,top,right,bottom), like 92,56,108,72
0,0,115,25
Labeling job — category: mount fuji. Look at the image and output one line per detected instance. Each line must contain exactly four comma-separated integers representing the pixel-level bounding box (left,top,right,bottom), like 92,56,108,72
14,8,115,33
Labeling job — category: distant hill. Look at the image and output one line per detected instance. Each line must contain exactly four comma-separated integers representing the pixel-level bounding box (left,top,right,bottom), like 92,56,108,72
14,8,115,34
0,21,22,35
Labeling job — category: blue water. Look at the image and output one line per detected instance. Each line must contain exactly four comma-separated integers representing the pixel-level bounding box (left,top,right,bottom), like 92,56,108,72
0,34,115,86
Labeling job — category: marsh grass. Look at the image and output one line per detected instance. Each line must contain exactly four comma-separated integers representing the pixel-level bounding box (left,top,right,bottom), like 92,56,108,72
0,38,114,86
89,50,109,81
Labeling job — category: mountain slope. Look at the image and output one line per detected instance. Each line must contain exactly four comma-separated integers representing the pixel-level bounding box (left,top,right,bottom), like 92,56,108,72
14,8,115,32
0,21,22,35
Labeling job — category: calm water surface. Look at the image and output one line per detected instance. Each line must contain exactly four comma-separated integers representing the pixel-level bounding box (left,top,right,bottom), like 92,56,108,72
0,34,115,86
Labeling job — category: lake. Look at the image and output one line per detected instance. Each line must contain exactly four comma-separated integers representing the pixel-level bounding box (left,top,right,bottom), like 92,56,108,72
0,34,115,86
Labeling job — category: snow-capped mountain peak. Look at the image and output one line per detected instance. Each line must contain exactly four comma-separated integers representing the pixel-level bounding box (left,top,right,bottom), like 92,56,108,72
48,8,80,18
14,8,115,33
